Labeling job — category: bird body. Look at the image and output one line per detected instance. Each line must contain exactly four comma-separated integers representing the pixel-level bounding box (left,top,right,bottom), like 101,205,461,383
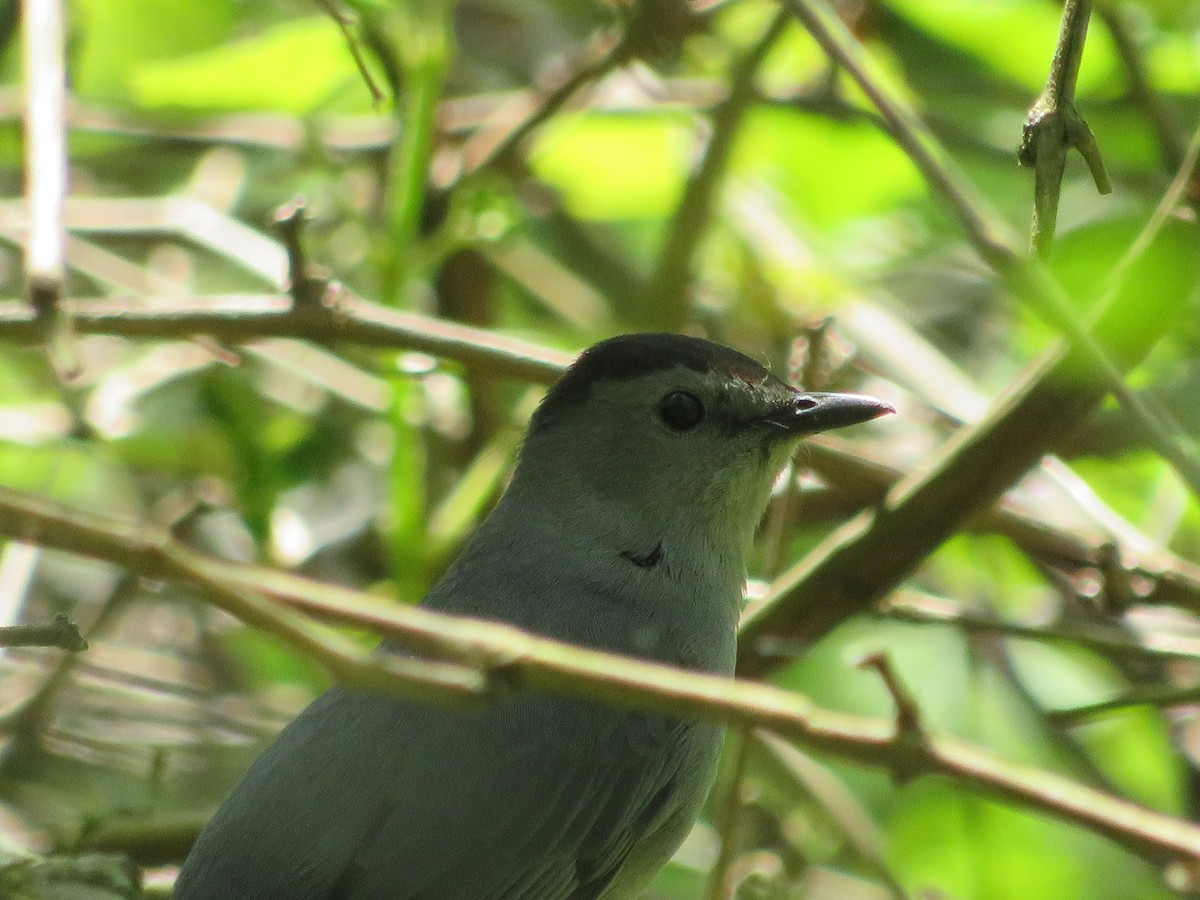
176,333,890,899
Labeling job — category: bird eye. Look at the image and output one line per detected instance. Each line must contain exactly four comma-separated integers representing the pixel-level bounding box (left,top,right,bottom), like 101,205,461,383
658,391,705,431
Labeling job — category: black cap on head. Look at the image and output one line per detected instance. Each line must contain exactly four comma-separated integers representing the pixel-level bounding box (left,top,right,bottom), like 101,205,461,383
542,333,775,409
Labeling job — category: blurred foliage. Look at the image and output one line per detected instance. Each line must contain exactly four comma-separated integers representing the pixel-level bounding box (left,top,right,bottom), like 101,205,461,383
0,0,1199,898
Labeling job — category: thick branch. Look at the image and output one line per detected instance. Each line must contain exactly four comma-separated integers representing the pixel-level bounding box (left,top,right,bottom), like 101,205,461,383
803,440,1200,619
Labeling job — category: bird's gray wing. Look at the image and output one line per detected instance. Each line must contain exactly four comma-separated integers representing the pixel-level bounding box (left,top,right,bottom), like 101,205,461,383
177,685,700,900
328,692,697,900
176,687,428,899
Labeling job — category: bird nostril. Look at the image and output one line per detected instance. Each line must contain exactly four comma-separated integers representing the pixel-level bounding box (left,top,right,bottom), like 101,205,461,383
794,396,818,411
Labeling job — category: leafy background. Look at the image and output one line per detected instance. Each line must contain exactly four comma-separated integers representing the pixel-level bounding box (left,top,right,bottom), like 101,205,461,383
0,0,1199,898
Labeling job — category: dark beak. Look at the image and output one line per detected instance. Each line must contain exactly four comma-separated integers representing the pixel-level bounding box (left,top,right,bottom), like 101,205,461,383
756,392,894,436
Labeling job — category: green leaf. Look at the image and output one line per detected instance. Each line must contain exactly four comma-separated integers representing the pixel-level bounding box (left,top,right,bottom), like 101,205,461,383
529,112,692,221
731,108,925,228
886,0,1121,97
889,783,1172,900
130,17,373,113
73,0,238,103
217,627,331,694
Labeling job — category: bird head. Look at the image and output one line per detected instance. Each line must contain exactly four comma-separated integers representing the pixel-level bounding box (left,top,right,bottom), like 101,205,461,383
514,333,892,556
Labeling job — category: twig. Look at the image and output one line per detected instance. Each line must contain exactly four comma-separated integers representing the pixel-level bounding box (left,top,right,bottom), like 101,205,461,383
2,576,135,735
0,294,572,384
1049,683,1200,727
21,0,77,378
0,613,87,651
1018,0,1111,257
856,651,924,777
649,9,790,330
313,0,386,105
2,485,1200,870
273,198,333,307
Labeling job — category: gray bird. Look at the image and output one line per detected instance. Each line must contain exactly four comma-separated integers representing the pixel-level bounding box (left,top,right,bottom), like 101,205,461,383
175,333,892,899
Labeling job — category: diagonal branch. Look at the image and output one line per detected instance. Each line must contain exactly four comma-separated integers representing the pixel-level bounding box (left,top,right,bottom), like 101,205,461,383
738,221,1200,672
802,440,1200,619
462,26,631,175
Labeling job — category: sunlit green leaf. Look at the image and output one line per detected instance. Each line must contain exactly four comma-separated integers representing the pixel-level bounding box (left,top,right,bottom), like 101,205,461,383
73,0,238,102
886,0,1122,96
529,112,692,221
130,17,373,112
731,108,925,228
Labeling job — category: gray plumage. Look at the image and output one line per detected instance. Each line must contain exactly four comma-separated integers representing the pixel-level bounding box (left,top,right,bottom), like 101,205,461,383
175,333,891,899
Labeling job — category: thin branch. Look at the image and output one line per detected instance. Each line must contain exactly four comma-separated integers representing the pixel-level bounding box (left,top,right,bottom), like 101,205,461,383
882,591,1200,665
0,613,86,651
0,294,572,384
2,575,135,735
857,652,923,750
313,0,386,105
273,198,333,307
649,9,790,330
1050,683,1200,727
1018,0,1111,257
3,486,1200,870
